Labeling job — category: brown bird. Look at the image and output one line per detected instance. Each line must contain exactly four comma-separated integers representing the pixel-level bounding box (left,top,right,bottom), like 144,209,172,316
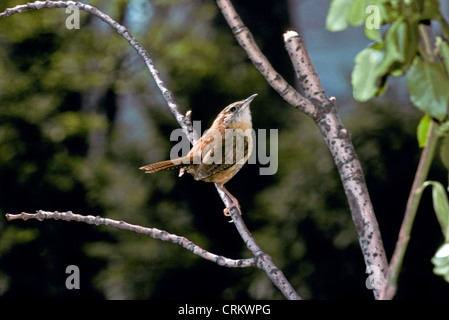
140,94,257,217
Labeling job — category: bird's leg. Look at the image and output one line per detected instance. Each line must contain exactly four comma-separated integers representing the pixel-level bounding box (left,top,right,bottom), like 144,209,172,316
217,184,241,218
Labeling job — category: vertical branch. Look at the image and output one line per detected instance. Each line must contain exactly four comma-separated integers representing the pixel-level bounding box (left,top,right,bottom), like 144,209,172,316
283,30,327,102
284,31,388,299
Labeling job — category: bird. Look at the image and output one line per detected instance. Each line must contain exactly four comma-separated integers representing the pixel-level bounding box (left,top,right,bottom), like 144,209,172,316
140,94,257,218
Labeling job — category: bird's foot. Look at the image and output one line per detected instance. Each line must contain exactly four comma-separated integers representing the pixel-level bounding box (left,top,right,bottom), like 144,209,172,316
223,201,241,223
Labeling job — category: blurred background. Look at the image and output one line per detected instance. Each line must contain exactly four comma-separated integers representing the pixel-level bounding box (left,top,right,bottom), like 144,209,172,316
0,0,448,299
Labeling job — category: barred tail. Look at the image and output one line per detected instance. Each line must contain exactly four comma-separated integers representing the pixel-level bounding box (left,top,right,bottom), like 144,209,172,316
139,159,184,173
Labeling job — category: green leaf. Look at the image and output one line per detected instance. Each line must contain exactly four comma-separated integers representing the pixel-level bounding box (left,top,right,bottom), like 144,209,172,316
326,0,353,31
432,242,449,283
437,37,449,74
417,114,431,148
440,133,449,172
439,16,449,42
347,0,367,26
352,44,385,101
423,181,449,239
376,18,418,78
364,25,381,42
406,58,449,121
437,120,449,137
439,121,449,135
420,0,441,21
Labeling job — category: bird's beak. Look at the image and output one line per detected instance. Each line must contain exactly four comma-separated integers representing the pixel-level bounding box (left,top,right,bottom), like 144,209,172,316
241,94,257,109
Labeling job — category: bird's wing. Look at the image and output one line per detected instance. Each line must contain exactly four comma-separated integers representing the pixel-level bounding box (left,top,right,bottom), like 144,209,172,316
195,131,250,181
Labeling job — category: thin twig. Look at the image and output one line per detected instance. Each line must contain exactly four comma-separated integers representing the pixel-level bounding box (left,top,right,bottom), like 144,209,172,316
216,0,388,299
379,117,439,298
6,211,255,268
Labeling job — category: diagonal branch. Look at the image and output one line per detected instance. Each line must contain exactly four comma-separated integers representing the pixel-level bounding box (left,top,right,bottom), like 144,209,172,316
379,24,443,300
5,211,255,268
216,0,389,299
1,1,301,300
284,33,388,299
227,206,301,300
380,120,439,299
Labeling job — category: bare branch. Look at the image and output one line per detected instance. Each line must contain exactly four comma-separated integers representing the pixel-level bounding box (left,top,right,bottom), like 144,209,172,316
283,34,388,289
283,31,327,103
215,188,301,299
228,210,301,300
6,211,255,268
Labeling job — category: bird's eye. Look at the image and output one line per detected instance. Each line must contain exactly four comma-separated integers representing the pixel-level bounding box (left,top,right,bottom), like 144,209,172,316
230,107,236,112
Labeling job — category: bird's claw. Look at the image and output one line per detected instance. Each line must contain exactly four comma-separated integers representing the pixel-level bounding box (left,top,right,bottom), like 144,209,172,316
223,202,241,223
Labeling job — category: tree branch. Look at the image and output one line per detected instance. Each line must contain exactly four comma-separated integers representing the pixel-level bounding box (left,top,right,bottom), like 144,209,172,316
216,0,389,299
5,210,255,268
380,120,439,299
283,31,327,102
283,31,388,299
1,1,301,300
228,207,301,300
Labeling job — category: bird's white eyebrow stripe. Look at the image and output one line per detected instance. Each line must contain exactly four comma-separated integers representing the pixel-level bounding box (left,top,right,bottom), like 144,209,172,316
225,102,242,112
